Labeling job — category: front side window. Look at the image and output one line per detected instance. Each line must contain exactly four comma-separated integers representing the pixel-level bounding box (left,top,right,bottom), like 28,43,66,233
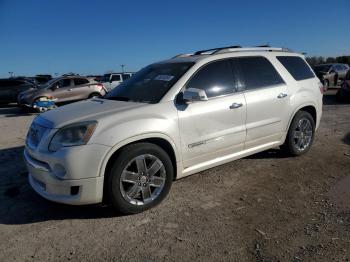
277,56,315,81
56,79,71,88
185,60,235,98
238,56,284,90
105,62,194,103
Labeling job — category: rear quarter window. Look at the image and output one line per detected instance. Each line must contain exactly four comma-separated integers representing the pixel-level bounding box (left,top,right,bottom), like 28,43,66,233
277,56,315,81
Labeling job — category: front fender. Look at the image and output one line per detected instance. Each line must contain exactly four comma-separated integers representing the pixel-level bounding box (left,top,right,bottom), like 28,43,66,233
98,132,180,177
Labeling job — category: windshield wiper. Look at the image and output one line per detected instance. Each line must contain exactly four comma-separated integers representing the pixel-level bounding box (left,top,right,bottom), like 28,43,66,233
105,96,151,103
105,96,131,101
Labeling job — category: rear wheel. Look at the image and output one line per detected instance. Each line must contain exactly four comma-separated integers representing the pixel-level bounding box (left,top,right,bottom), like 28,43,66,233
107,143,174,214
282,111,315,156
89,93,102,98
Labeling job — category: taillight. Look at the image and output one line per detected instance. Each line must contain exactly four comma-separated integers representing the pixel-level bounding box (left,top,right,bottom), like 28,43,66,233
96,83,105,91
318,82,324,94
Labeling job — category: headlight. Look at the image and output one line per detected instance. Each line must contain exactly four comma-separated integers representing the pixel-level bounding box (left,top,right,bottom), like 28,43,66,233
49,121,97,152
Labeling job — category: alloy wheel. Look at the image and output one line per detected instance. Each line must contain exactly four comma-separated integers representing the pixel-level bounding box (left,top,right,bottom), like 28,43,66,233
293,117,313,151
119,154,166,205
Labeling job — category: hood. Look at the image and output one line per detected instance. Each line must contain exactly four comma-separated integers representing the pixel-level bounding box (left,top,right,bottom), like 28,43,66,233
38,98,147,128
19,87,38,96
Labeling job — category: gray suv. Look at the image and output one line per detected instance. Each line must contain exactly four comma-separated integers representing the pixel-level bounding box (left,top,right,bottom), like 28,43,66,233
18,76,107,107
313,63,350,90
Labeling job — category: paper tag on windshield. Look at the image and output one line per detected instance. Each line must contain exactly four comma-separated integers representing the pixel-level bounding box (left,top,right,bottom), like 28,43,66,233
154,75,174,81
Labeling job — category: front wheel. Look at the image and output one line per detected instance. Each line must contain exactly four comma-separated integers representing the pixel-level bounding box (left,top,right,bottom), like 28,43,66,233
282,111,315,156
107,143,174,214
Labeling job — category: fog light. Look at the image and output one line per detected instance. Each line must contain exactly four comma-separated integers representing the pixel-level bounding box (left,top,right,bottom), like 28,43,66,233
70,186,80,195
53,164,66,178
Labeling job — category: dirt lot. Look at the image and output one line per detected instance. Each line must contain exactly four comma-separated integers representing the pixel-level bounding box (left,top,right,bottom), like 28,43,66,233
0,90,349,262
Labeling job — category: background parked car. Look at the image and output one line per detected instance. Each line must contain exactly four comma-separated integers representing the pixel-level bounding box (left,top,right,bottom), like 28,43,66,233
0,78,37,105
313,63,349,90
100,72,133,91
336,70,350,101
18,75,107,107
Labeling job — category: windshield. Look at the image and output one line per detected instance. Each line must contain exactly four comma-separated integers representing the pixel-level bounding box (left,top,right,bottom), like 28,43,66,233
39,78,57,89
104,62,194,103
313,65,331,72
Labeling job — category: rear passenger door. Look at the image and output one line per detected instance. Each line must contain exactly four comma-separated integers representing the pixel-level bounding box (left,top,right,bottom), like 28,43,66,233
237,56,290,149
71,78,90,100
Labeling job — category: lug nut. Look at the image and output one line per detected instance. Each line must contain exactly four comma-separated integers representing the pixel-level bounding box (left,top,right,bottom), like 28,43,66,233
143,183,147,187
138,183,141,186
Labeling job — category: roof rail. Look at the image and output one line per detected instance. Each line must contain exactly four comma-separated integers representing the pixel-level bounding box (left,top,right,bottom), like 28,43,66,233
194,45,242,55
170,45,293,59
171,53,193,59
214,47,292,55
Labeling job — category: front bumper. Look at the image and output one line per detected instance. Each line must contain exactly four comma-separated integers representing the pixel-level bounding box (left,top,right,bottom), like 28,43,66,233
24,144,109,205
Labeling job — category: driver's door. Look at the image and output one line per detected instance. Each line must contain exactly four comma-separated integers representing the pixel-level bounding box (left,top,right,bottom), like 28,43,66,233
50,78,73,103
177,59,247,169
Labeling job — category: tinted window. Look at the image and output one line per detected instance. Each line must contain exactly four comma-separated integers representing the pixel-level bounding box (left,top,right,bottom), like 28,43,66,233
314,65,331,72
105,62,194,103
238,57,284,90
74,78,89,86
277,56,314,81
111,74,121,81
122,74,131,81
186,60,235,98
56,79,71,88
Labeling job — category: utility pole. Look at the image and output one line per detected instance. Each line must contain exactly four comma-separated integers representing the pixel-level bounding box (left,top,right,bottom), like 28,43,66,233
8,72,14,78
120,64,125,73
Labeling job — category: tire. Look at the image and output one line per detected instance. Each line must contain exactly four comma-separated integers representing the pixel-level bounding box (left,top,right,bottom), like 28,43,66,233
107,142,174,214
282,111,315,156
88,93,102,98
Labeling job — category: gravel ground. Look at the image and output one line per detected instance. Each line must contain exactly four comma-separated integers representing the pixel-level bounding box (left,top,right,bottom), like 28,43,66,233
0,90,349,261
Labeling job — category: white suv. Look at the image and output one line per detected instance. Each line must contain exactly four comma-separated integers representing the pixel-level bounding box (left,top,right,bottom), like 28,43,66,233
24,46,323,214
101,72,133,92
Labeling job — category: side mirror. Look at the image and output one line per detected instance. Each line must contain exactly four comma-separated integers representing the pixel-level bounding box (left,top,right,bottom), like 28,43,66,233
51,85,59,90
183,88,208,103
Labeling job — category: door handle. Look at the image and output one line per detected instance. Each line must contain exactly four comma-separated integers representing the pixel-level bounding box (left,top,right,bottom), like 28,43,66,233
229,103,243,109
277,93,288,99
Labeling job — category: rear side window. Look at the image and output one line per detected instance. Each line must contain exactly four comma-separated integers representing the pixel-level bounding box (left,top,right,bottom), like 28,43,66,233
238,57,284,90
74,78,89,86
277,56,314,81
186,60,235,98
111,74,121,81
